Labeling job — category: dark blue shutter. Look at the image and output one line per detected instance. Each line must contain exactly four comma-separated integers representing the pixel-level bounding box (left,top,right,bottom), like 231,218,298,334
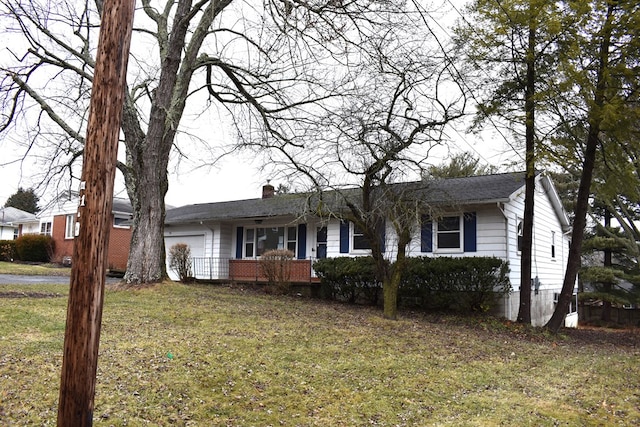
378,220,386,253
339,220,349,253
235,227,243,259
297,223,307,259
421,216,433,252
463,212,477,252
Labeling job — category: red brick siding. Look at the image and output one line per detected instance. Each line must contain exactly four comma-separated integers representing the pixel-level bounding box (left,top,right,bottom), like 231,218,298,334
50,213,131,271
51,215,74,264
229,259,318,283
108,223,131,271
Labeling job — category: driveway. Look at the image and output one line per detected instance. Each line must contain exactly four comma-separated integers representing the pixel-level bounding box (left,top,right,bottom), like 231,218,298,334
0,274,121,285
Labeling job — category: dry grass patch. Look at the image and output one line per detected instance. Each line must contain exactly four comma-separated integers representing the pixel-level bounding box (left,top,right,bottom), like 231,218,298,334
0,282,638,426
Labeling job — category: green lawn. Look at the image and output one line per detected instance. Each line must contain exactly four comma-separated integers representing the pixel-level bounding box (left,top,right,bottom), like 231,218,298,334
0,261,70,276
0,282,638,426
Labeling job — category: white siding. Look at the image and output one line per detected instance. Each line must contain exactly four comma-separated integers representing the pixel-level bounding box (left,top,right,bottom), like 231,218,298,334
475,206,508,258
498,176,572,326
218,223,233,258
502,179,569,294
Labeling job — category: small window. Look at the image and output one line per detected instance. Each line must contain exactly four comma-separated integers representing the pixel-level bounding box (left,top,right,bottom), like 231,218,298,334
551,231,556,259
352,224,371,250
436,216,461,250
40,221,52,236
13,228,19,240
287,226,297,253
245,228,255,258
65,214,76,239
517,218,524,252
113,216,131,229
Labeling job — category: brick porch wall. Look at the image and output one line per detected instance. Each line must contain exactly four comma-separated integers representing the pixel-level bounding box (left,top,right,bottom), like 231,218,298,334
229,259,318,283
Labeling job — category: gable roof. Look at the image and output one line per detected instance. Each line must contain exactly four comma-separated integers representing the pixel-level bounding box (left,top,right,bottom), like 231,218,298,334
112,197,133,215
401,171,527,205
0,206,38,226
38,191,133,217
166,171,533,225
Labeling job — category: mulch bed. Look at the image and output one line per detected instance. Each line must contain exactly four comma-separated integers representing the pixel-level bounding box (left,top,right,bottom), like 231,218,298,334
0,291,62,299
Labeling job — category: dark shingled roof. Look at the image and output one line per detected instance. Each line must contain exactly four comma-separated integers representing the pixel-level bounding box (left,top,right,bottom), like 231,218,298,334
112,197,133,215
166,172,528,225
414,171,527,204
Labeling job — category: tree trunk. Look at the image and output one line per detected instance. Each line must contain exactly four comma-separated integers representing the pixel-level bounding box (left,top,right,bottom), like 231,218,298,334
517,19,537,324
383,227,411,320
545,2,616,333
120,0,196,284
602,209,612,321
123,172,169,283
57,0,134,423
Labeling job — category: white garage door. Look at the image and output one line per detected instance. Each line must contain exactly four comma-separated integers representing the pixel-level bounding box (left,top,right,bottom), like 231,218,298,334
165,235,205,280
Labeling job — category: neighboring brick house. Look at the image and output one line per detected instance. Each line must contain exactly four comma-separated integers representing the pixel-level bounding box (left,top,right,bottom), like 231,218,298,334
31,192,133,271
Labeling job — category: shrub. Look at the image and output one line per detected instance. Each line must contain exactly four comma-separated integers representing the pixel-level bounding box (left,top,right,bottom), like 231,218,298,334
0,240,17,261
14,234,53,262
399,256,510,312
314,256,510,313
313,257,381,304
168,243,193,282
260,249,295,294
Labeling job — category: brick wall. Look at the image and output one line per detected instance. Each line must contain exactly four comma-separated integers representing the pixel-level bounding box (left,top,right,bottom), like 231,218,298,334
229,259,318,283
50,213,132,271
51,215,74,264
108,222,131,271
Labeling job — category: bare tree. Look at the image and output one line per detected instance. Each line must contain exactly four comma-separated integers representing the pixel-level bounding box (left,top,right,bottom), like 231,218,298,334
0,0,401,283
243,12,466,319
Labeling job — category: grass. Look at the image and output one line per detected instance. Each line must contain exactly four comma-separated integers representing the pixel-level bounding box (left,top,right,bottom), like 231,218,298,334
0,282,639,426
0,261,70,276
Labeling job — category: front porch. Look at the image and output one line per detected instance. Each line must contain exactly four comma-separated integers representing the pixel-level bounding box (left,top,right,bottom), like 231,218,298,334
190,257,321,284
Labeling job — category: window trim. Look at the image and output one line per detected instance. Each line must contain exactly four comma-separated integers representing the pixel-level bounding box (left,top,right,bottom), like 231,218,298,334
65,214,76,239
551,231,556,259
113,215,131,229
351,223,371,252
243,225,298,258
516,216,524,254
435,215,463,253
40,221,52,236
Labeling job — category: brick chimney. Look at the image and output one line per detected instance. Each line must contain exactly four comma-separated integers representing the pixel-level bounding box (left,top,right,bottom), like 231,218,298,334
262,182,275,199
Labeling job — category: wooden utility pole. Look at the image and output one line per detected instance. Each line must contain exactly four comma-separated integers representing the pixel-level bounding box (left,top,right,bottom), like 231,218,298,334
57,0,135,425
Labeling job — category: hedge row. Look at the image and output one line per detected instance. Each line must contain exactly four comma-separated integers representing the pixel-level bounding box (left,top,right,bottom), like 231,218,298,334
0,235,54,263
313,256,510,313
0,240,16,261
312,257,381,305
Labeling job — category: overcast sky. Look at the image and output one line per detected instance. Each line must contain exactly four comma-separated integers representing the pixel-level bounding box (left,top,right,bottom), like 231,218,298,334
0,0,519,210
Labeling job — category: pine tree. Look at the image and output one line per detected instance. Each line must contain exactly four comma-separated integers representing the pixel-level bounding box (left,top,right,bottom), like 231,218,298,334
4,187,40,214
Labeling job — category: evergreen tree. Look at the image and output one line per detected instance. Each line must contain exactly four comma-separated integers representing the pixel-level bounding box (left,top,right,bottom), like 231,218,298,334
425,152,498,179
546,0,640,332
4,187,40,214
454,0,565,324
